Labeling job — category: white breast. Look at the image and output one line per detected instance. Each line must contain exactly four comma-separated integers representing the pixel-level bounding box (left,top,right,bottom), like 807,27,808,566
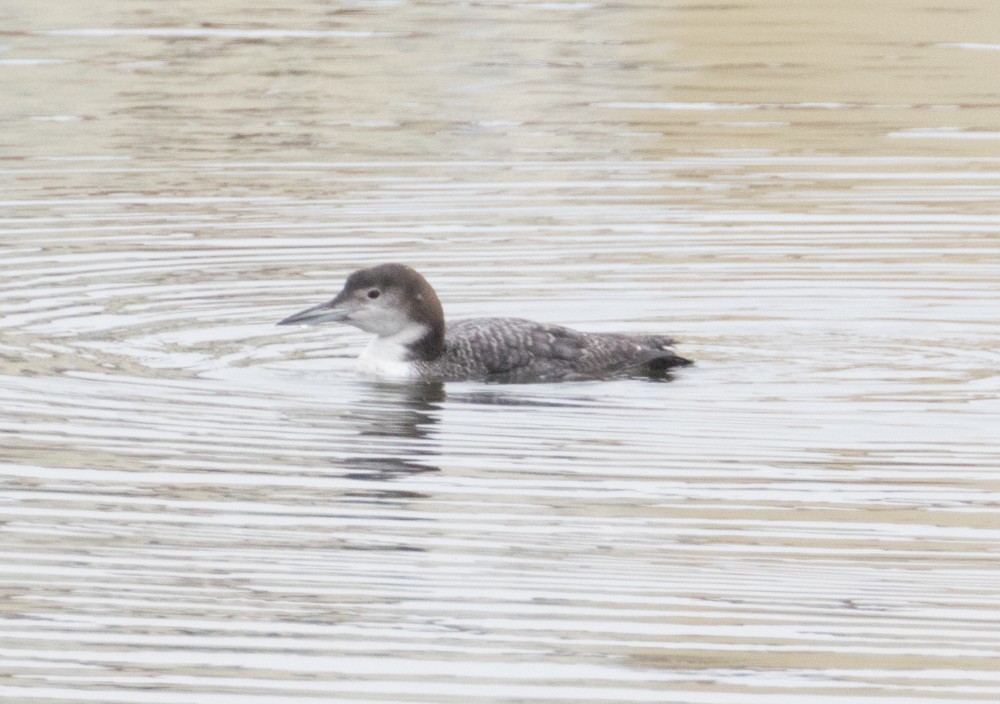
354,323,426,379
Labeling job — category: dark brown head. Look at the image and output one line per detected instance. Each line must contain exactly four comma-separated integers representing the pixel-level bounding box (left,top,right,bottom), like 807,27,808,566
277,263,446,360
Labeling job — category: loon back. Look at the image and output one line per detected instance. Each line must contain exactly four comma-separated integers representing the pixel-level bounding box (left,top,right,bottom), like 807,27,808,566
278,263,692,383
437,317,690,383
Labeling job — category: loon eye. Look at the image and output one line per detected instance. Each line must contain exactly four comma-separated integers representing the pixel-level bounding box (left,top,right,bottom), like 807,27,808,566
367,289,380,300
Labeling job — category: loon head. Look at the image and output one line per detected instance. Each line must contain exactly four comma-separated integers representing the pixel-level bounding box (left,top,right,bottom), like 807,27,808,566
278,263,446,360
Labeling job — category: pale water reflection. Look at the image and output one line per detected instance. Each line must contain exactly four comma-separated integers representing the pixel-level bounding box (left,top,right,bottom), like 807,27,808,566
2,0,1000,703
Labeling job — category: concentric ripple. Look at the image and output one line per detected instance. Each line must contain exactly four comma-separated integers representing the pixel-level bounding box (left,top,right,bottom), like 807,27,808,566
2,158,999,704
4,0,1000,700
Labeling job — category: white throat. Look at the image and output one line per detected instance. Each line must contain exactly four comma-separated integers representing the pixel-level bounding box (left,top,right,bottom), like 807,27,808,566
355,322,428,379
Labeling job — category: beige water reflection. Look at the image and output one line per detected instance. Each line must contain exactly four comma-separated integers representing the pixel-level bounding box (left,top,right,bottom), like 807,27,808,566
2,1,1000,703
6,1,1000,164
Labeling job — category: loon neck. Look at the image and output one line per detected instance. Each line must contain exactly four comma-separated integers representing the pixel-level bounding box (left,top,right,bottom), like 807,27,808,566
398,268,446,362
357,318,443,378
406,316,444,361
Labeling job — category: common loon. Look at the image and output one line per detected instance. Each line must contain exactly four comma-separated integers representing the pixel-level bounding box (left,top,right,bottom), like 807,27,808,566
277,263,692,383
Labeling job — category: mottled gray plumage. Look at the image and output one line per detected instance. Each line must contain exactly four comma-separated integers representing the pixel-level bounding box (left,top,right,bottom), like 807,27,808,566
420,318,689,383
278,263,692,383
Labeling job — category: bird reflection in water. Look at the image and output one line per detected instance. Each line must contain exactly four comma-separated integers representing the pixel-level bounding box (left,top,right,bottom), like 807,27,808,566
342,381,445,481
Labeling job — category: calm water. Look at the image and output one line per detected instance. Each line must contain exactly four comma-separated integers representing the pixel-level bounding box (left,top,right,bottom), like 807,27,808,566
2,2,1000,703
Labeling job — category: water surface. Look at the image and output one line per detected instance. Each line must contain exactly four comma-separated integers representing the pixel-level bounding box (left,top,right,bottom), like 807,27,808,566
2,1,1000,703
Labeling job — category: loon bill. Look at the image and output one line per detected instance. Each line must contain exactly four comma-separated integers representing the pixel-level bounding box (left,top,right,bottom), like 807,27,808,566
278,263,692,383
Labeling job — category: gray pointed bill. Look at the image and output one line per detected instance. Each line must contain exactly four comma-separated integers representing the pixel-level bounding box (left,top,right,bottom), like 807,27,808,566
277,299,350,326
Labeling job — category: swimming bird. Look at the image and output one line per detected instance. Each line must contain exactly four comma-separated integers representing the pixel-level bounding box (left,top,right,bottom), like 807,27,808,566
278,263,692,383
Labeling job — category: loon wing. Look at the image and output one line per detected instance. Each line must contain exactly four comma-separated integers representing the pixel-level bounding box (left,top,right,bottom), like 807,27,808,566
446,318,690,383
